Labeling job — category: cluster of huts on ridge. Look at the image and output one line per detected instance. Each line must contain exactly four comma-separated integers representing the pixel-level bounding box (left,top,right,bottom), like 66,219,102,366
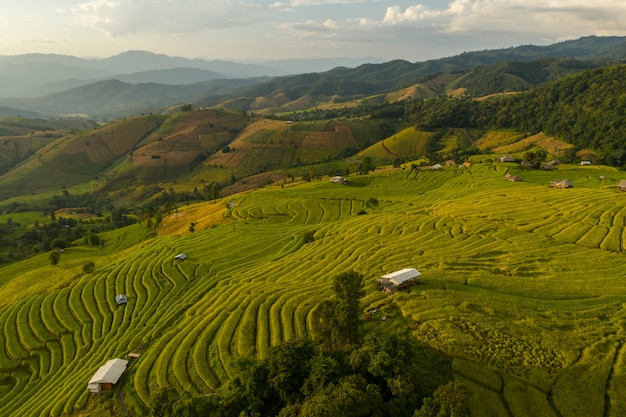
497,156,626,190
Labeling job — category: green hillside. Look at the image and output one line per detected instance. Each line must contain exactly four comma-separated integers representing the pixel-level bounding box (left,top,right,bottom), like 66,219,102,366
0,111,400,210
1,161,626,416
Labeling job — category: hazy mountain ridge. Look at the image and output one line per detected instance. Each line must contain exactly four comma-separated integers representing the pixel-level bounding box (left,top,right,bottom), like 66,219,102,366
0,51,375,99
1,36,626,120
0,77,270,120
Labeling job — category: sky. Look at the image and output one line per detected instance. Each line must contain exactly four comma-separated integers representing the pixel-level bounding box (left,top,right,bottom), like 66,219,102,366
1,1,625,62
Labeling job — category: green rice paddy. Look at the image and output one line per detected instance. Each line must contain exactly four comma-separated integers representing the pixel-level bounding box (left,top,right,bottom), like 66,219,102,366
1,162,626,416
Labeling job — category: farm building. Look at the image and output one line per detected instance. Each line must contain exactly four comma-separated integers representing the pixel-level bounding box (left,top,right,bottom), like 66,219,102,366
431,164,442,170
376,268,421,294
499,156,515,162
87,359,128,394
520,160,533,168
505,173,523,182
115,294,128,305
618,180,626,191
580,160,592,166
551,179,574,189
330,176,347,184
462,161,472,168
444,159,456,166
174,253,187,261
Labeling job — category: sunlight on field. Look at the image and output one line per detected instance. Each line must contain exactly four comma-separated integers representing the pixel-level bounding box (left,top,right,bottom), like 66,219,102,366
2,163,626,416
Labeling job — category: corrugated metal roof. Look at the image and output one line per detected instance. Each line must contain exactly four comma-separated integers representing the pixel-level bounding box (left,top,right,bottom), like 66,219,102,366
89,359,128,384
381,268,421,285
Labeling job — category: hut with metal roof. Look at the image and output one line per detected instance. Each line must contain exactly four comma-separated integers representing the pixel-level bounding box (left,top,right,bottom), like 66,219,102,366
376,268,421,294
115,294,128,305
87,359,128,394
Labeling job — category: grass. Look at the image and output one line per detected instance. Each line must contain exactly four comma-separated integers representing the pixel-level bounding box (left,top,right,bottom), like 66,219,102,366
3,163,626,415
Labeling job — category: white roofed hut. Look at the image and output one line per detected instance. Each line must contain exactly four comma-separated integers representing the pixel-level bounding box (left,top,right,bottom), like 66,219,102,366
115,294,128,305
330,176,347,184
88,359,128,394
376,268,421,294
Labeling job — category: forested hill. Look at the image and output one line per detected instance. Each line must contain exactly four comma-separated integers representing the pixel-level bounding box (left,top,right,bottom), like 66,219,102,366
196,36,626,112
405,64,626,166
486,65,626,159
219,59,594,102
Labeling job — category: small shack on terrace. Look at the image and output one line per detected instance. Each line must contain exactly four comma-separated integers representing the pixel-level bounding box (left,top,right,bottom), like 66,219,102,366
551,179,573,189
88,358,128,394
499,155,515,162
504,173,523,182
330,176,347,184
174,253,187,261
618,180,626,191
376,268,421,294
115,294,128,305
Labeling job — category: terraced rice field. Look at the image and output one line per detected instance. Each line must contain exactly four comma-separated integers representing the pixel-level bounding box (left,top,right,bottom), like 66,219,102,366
2,162,626,416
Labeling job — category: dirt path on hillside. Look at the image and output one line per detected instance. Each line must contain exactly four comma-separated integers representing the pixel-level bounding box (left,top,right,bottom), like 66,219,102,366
381,140,401,157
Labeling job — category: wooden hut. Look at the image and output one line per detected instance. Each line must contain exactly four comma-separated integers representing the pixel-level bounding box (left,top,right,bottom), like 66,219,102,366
551,179,573,189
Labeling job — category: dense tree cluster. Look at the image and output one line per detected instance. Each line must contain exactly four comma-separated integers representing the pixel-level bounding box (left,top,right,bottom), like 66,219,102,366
0,207,137,264
0,216,92,263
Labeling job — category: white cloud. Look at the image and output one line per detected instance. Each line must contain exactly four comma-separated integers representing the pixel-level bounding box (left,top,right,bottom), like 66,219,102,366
72,0,264,36
280,0,626,52
382,5,443,25
23,0,625,60
323,19,338,29
288,0,365,6
379,0,626,38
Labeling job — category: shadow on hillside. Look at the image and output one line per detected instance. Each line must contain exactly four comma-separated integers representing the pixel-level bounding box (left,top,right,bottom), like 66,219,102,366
345,178,374,187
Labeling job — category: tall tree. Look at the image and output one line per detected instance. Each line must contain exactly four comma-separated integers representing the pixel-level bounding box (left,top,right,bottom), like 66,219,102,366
267,339,315,403
48,251,60,267
331,270,365,346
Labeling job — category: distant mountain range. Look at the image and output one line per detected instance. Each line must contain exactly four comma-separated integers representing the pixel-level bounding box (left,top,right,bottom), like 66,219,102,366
0,51,384,98
0,36,625,120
